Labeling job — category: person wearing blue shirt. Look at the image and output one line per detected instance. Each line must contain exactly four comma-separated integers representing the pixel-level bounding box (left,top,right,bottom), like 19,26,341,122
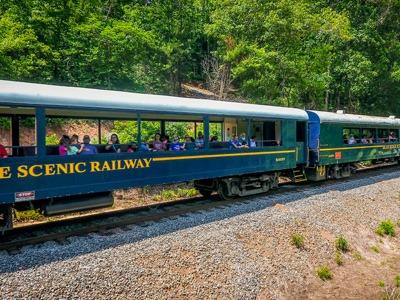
80,135,98,155
170,136,182,151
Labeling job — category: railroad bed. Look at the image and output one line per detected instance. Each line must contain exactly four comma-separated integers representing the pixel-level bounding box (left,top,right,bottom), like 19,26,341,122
1,169,400,299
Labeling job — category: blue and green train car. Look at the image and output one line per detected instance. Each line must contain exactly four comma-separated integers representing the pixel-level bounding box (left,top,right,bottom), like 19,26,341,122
0,80,308,230
306,110,400,180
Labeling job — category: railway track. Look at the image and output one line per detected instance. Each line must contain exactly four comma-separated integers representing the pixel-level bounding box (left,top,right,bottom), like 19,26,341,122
0,162,398,252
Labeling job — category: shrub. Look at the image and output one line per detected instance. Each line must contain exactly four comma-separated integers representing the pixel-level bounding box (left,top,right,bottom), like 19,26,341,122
378,280,385,288
395,275,400,288
353,251,363,261
335,251,343,266
291,233,305,249
46,134,59,145
371,245,380,253
335,235,349,252
316,266,333,281
376,220,396,237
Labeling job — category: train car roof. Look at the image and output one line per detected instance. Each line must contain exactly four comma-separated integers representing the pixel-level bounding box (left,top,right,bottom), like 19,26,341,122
0,80,308,120
307,110,400,126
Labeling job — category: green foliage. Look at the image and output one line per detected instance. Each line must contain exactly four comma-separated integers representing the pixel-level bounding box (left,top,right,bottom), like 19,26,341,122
316,266,333,281
14,209,44,222
371,245,380,253
378,280,385,288
0,117,10,130
395,275,400,288
46,133,59,145
155,188,199,201
376,220,396,237
291,233,305,249
335,235,349,252
335,251,343,266
0,0,399,116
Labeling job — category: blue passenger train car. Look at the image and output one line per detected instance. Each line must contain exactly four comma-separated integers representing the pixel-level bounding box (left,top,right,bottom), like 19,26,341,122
0,81,308,230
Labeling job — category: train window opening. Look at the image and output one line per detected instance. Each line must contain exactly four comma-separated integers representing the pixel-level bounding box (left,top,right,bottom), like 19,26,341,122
343,128,360,144
296,121,306,142
263,120,281,146
361,128,374,144
378,128,389,143
0,116,11,156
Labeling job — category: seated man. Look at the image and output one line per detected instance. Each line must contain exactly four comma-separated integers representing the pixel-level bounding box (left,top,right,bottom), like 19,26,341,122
249,136,257,148
388,132,397,142
230,135,242,148
0,143,8,158
80,135,98,155
183,136,195,150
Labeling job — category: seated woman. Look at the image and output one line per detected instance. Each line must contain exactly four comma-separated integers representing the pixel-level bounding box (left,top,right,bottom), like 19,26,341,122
348,135,356,144
169,136,182,151
0,143,8,158
152,133,164,151
195,132,204,149
388,132,397,142
105,133,121,153
183,135,195,150
59,135,81,156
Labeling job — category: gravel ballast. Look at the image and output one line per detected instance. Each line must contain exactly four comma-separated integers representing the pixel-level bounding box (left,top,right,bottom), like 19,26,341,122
1,170,400,299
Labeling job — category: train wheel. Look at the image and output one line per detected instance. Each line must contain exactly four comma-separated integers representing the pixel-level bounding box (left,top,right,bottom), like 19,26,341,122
217,181,235,201
0,205,13,233
198,189,212,198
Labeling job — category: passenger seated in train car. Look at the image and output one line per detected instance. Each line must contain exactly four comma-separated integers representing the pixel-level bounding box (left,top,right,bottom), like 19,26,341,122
139,142,150,151
195,132,204,149
249,136,257,148
239,133,247,145
343,134,348,144
183,136,195,151
230,135,242,148
58,135,70,156
80,135,98,155
105,133,121,153
161,134,169,151
152,133,164,151
348,135,356,144
0,143,8,158
368,135,374,144
127,142,137,153
169,136,182,151
275,139,281,146
388,132,397,142
71,134,80,146
361,135,368,144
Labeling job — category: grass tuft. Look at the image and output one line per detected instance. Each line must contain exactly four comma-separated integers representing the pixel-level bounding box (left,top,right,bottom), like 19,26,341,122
316,266,333,281
335,235,349,252
291,233,305,249
335,251,343,266
376,220,396,237
353,251,363,261
155,188,199,201
371,245,380,253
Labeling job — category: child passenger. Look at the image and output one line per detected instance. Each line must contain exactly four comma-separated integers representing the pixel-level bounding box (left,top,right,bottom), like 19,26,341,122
0,143,8,158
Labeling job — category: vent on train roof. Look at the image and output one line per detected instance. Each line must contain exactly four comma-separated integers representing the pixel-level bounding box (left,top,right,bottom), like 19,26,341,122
388,115,396,119
336,110,344,114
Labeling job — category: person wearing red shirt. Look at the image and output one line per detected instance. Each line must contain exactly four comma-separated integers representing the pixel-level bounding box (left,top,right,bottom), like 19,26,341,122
0,144,8,158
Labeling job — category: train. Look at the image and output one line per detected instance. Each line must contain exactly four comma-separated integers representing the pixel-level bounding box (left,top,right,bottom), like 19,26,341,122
1,80,400,231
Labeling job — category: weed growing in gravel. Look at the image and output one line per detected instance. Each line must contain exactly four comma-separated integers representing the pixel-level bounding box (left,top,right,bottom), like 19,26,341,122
371,245,380,253
335,235,349,252
291,233,305,249
316,266,333,281
376,220,396,237
155,188,199,201
379,276,400,300
14,209,44,222
353,251,363,261
335,251,343,266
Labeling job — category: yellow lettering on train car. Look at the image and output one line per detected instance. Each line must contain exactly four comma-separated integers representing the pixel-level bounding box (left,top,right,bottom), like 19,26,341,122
17,165,29,178
90,161,100,172
29,165,43,177
124,159,137,169
56,163,69,175
44,164,56,176
75,162,86,173
0,166,11,179
143,158,152,168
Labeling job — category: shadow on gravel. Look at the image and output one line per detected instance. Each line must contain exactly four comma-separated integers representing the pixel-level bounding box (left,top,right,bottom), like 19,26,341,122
0,167,399,274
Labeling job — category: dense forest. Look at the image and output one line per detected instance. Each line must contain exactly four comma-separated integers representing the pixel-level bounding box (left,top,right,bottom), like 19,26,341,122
0,0,399,115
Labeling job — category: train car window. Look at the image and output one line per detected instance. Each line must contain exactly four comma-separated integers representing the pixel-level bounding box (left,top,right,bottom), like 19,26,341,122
19,116,37,156
343,128,361,144
361,128,375,143
296,121,306,142
263,121,281,146
0,116,11,157
378,129,389,143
